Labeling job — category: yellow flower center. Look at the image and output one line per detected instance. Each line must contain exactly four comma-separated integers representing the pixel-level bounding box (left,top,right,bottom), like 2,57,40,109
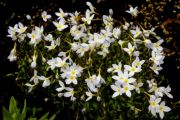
69,75,76,80
151,101,157,107
32,34,36,39
124,86,129,92
159,106,164,111
131,67,136,72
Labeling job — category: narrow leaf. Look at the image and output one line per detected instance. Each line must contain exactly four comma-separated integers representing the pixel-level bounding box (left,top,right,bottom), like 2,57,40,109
39,112,49,120
2,107,13,120
9,96,18,113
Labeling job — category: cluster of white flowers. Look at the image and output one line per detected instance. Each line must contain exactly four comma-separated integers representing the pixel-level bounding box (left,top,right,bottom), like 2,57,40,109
149,39,165,75
109,57,145,98
85,71,105,101
147,79,172,119
7,2,173,119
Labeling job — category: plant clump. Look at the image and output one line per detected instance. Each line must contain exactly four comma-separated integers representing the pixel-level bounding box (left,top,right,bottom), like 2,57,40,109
7,1,173,119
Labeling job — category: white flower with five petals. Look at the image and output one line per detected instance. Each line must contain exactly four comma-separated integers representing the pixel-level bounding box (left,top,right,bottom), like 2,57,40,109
157,101,171,119
53,18,68,31
81,9,94,25
126,6,138,17
41,11,51,22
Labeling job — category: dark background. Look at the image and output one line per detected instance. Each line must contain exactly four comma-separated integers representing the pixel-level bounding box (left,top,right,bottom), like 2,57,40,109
0,0,179,119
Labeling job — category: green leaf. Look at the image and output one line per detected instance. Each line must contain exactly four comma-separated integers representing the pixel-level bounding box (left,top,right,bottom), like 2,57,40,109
39,112,49,120
49,113,57,120
20,99,27,120
9,96,18,114
2,107,13,120
119,114,123,120
28,117,37,120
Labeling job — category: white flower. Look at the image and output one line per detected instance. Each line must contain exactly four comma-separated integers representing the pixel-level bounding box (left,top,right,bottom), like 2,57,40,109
149,95,161,117
35,26,44,35
85,91,94,101
65,75,77,85
47,58,56,70
26,14,31,20
53,18,68,31
70,63,83,77
30,70,39,84
58,51,67,58
150,51,164,65
17,22,27,34
148,85,164,97
58,93,64,98
101,28,113,43
71,42,80,51
27,31,41,45
125,57,145,75
85,75,100,92
123,71,136,84
86,81,97,92
31,51,37,68
41,54,46,63
86,1,95,13
133,82,143,94
41,11,51,22
44,34,54,41
111,84,123,98
147,79,165,97
76,43,89,57
45,41,57,51
149,85,173,99
97,71,105,85
143,27,156,37
151,40,163,52
126,6,138,17
81,9,94,24
38,76,51,88
133,51,140,57
123,42,135,56
55,57,68,68
64,87,76,101
25,83,35,93
157,101,171,119
130,26,142,38
112,70,124,83
88,33,104,48
163,85,173,99
56,81,65,92
61,63,83,84
7,43,17,62
55,8,68,19
103,15,113,25
109,9,113,16
124,64,141,76
7,24,18,40
123,22,130,30
18,34,26,42
70,25,85,40
97,96,101,101
107,62,122,73
69,11,80,25
118,40,125,49
103,15,114,30
143,38,152,48
112,27,121,39
147,79,157,88
150,64,163,75
133,57,145,68
97,44,110,58
122,84,134,97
